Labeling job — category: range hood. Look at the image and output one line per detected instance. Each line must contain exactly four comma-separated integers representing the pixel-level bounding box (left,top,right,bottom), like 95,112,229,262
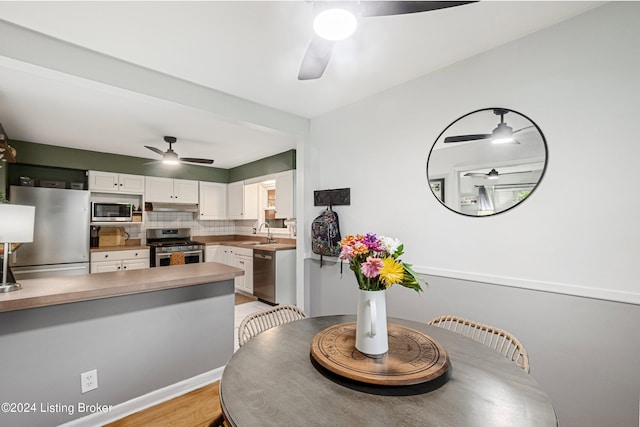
145,202,199,213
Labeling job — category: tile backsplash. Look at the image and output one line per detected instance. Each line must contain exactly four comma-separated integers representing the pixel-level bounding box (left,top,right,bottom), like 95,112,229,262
145,211,236,236
118,212,295,242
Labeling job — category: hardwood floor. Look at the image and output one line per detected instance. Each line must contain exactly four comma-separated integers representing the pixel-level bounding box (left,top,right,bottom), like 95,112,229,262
234,292,257,305
105,294,266,426
104,381,221,427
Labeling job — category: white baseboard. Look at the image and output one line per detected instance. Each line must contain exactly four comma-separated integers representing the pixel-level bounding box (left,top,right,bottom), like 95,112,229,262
59,367,224,427
414,265,639,306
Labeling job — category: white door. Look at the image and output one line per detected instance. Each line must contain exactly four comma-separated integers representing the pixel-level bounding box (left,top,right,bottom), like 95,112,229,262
275,170,294,219
199,182,227,219
227,181,244,219
118,174,145,194
88,171,119,192
145,177,174,203
173,179,199,203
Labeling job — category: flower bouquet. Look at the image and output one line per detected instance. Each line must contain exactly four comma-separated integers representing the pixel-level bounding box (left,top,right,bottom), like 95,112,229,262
339,233,425,292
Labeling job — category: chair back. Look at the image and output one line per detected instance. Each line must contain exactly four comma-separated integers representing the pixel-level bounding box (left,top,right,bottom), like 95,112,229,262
238,305,307,347
428,314,530,373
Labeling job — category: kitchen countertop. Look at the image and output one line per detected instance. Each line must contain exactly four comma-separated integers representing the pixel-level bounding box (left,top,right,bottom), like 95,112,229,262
0,262,243,312
90,236,296,252
194,235,296,251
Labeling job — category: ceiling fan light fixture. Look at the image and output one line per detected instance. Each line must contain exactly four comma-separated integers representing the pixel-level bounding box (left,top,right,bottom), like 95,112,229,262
313,8,357,41
491,123,515,144
162,150,180,166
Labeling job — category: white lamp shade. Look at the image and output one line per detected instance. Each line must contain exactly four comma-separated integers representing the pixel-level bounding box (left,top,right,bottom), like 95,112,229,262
0,204,35,242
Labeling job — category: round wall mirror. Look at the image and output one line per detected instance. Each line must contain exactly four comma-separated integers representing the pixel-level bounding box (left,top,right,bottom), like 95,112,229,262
426,108,547,216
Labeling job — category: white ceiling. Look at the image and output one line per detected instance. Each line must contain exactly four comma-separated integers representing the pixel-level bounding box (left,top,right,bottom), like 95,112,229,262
0,1,602,169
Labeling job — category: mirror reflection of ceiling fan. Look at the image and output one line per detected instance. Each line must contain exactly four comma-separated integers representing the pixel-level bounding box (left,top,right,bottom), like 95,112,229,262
145,136,214,166
298,1,477,80
464,168,533,180
444,109,533,144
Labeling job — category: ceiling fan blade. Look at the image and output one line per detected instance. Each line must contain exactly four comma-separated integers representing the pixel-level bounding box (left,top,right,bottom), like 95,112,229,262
180,157,214,165
298,36,334,80
444,134,492,143
360,1,477,17
500,170,533,175
145,145,165,156
464,172,488,177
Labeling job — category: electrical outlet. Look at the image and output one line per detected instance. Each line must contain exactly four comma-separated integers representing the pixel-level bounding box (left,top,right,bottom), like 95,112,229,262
81,369,98,394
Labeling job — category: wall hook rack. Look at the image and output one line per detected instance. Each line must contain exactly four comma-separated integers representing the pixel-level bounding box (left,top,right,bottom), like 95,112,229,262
314,188,350,207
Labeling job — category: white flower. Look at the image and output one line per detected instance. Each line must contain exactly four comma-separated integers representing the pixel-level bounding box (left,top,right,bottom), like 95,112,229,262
380,236,401,256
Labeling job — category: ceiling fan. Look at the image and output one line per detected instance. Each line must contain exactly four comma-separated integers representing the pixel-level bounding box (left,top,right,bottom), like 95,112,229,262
298,1,477,80
464,168,533,180
444,109,531,144
145,136,214,166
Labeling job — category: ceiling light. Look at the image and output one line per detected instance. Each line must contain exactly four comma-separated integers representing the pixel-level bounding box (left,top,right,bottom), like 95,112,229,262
163,150,180,166
313,8,358,41
491,123,515,144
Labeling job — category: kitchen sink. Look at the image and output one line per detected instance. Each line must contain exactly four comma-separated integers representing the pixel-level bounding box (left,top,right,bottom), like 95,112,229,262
240,242,274,246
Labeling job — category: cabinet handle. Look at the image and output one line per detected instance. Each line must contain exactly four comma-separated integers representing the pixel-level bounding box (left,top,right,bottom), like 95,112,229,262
104,254,109,258
123,265,127,269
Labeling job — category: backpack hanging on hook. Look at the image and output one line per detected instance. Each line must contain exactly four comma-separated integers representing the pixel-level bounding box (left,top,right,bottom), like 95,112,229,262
311,205,341,267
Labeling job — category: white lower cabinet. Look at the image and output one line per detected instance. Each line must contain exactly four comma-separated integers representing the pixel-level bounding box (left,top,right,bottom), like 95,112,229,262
90,249,150,273
206,245,253,294
204,245,219,262
234,249,253,294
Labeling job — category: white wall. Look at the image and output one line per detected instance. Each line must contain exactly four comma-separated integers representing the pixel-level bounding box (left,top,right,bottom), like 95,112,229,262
303,3,640,426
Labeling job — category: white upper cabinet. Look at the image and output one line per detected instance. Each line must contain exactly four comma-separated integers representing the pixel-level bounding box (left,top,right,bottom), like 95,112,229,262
199,181,227,220
228,181,258,220
274,170,295,219
227,181,244,219
244,183,259,220
145,177,198,204
89,171,145,194
173,179,199,203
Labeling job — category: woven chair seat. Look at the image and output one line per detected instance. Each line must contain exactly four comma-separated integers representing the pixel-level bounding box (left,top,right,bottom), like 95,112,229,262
238,304,307,347
428,314,530,373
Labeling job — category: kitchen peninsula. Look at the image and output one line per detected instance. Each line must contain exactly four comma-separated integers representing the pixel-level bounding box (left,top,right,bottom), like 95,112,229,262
0,262,243,426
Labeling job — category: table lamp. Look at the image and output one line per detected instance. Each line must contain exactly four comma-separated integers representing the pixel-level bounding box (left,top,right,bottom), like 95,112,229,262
0,204,35,292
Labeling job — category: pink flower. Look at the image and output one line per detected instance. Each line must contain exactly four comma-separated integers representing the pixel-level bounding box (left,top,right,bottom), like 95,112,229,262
361,257,384,279
339,245,354,261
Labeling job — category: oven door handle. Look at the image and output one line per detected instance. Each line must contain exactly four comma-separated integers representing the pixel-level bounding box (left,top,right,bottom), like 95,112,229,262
182,250,203,256
157,250,202,258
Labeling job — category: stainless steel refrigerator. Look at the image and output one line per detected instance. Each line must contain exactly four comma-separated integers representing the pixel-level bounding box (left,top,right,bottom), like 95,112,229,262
9,185,90,279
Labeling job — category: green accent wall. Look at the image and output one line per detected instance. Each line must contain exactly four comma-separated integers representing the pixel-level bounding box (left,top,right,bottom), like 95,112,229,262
228,150,296,182
6,140,295,189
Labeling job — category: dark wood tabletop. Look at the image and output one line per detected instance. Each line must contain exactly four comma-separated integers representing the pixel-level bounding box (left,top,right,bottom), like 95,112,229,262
220,315,557,427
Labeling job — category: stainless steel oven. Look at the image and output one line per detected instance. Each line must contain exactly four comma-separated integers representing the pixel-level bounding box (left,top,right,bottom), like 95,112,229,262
146,228,204,267
154,248,203,267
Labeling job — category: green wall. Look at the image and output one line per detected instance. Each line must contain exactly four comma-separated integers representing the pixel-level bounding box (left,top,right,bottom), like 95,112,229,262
7,140,295,188
228,150,296,182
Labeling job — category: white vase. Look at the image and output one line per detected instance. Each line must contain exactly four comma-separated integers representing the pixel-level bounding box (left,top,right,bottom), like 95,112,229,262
355,289,388,357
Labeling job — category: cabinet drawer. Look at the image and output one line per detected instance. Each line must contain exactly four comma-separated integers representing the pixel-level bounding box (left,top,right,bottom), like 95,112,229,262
91,249,149,262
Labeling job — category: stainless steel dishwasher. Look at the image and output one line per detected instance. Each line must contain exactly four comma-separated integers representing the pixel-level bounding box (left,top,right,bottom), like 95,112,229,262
253,249,276,304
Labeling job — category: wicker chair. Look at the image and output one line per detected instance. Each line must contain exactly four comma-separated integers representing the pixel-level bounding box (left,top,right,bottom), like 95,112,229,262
428,315,530,373
238,305,307,347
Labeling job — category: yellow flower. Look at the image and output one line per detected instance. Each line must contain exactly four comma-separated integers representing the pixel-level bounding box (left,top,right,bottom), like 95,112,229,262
380,258,403,287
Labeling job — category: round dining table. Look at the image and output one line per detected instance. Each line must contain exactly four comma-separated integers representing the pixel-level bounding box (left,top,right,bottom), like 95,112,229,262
220,315,557,426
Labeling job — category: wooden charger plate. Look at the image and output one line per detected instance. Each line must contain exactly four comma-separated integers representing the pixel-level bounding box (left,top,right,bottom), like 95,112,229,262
310,322,449,386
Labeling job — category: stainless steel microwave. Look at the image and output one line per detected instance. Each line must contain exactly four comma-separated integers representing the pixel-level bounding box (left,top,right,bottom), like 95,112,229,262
91,202,133,222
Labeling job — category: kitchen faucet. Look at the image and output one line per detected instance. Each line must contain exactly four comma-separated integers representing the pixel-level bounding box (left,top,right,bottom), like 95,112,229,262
258,222,276,243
